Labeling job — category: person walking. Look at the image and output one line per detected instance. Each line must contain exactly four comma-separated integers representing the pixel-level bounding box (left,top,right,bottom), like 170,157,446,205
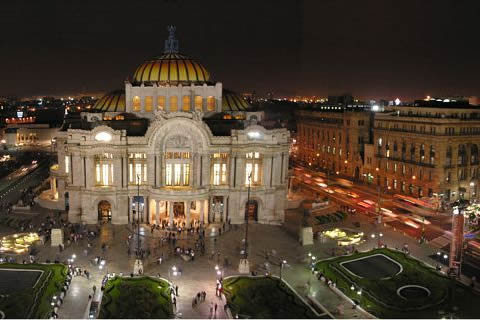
175,285,179,296
214,303,218,314
93,285,97,294
173,296,176,309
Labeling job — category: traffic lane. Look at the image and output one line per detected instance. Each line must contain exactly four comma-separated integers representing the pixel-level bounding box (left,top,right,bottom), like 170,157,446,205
297,180,446,240
0,162,49,206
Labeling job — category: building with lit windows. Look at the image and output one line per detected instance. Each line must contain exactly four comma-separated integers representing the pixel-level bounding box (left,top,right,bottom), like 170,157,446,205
373,98,480,201
41,27,290,226
295,104,371,179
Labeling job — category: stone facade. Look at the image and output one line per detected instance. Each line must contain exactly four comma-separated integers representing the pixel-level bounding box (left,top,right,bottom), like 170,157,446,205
295,109,371,180
294,101,480,202
54,111,289,225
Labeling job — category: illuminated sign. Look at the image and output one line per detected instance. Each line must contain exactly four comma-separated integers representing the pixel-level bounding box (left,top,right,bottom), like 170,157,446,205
17,111,23,118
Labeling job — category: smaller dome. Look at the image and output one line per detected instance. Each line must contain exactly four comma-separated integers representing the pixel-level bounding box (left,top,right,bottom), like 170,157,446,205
222,89,251,112
92,90,126,112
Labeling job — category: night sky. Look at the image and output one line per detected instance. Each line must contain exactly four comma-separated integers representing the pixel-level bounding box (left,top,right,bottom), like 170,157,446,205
1,0,479,100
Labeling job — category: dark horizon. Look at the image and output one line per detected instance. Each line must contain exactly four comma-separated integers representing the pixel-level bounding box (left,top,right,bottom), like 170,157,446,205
1,0,479,101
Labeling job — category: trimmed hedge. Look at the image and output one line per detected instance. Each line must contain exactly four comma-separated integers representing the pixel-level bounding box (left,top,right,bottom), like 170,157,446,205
99,276,173,319
315,249,480,319
0,263,68,318
222,276,317,319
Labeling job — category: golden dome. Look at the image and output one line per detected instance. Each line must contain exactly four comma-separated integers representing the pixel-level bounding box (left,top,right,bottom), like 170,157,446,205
92,90,126,112
222,89,251,112
132,53,210,85
132,26,210,85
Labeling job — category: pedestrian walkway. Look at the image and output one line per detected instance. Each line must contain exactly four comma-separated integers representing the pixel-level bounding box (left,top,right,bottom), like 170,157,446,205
57,275,101,319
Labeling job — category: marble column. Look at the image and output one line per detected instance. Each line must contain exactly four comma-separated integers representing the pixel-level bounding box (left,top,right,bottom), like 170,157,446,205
200,200,204,224
168,201,174,227
185,200,191,228
155,200,160,225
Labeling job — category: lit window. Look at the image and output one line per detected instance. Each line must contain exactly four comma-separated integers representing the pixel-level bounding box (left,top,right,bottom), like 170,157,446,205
129,163,133,183
133,96,141,112
213,163,221,185
182,96,191,112
174,164,181,185
194,96,203,111
221,163,227,183
96,164,101,183
183,164,190,185
207,96,215,111
166,164,172,186
65,155,70,174
245,163,253,185
245,152,262,186
170,96,178,112
157,96,166,111
145,96,153,112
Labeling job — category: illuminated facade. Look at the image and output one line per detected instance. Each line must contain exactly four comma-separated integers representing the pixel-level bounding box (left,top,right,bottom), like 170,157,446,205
295,107,371,179
374,100,480,201
295,98,480,202
45,27,290,226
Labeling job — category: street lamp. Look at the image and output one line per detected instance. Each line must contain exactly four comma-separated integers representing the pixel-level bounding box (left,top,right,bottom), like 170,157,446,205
280,260,287,280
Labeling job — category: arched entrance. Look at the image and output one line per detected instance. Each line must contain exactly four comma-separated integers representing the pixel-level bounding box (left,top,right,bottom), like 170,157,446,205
245,200,258,222
98,200,112,223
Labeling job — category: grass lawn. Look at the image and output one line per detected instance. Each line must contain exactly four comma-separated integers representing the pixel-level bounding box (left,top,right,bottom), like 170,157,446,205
315,248,480,319
222,276,318,319
0,263,68,318
99,276,173,319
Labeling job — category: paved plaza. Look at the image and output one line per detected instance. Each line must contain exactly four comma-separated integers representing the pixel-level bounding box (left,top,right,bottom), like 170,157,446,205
0,201,473,319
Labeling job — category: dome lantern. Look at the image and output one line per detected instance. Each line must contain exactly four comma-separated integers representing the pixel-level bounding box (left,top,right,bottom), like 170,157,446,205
132,26,210,85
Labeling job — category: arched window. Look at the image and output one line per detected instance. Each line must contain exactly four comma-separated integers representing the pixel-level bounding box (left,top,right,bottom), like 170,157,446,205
157,96,166,111
207,96,215,112
132,96,141,112
145,96,153,112
194,96,203,111
170,96,178,112
182,96,191,112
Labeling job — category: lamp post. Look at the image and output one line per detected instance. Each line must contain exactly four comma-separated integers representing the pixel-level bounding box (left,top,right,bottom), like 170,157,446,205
280,260,287,280
136,174,141,257
132,174,143,275
238,173,252,274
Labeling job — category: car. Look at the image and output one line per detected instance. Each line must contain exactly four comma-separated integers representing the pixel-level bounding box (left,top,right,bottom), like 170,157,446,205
89,301,99,319
334,188,347,195
324,188,334,194
304,173,312,178
314,177,324,183
357,201,371,208
380,208,397,217
347,192,360,198
317,182,327,188
364,199,376,206
305,179,312,184
408,214,431,225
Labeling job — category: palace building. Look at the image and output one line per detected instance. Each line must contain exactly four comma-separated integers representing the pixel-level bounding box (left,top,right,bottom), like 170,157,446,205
41,27,290,226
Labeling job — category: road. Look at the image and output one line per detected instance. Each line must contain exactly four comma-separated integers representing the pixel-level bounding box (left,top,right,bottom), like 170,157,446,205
0,153,51,208
291,165,452,243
